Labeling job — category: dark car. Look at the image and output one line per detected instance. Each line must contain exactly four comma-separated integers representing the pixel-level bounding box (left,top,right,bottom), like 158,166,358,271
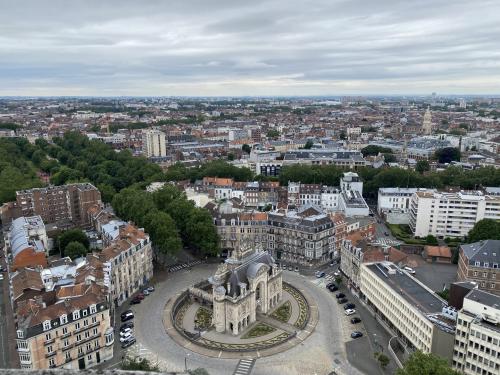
344,303,356,310
120,310,133,319
384,231,389,236
328,284,338,292
351,317,361,324
335,293,345,299
130,298,141,305
351,331,363,339
120,322,134,331
121,313,134,322
337,298,348,304
135,293,145,300
326,282,335,289
121,337,136,348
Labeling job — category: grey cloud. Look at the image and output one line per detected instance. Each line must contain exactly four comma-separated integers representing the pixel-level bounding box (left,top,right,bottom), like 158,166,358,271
0,0,499,95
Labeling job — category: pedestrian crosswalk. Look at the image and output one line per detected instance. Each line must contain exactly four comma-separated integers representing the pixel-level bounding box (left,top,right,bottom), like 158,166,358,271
233,358,256,375
168,260,203,273
372,238,403,247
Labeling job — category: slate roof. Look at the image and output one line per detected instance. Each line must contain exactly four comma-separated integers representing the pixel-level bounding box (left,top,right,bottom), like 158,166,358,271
461,240,500,266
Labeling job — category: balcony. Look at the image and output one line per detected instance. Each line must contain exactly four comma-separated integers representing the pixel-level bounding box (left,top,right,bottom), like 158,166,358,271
73,320,100,334
44,338,55,345
65,356,72,363
77,332,101,346
45,351,56,359
62,344,73,352
60,332,71,339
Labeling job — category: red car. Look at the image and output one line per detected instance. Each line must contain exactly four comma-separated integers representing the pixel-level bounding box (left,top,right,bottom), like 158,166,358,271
135,293,145,300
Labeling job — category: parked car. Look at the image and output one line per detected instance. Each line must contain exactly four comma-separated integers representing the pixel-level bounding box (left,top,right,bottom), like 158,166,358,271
344,303,356,310
120,322,134,330
119,332,134,342
335,293,345,299
337,298,348,304
288,266,293,271
121,310,133,319
142,289,150,296
351,331,363,338
0,274,3,281
121,337,136,348
384,231,389,236
130,298,141,305
328,284,338,292
330,262,335,267
345,309,356,316
315,271,326,278
135,293,145,300
294,266,299,272
121,312,134,322
403,266,416,274
351,317,361,324
333,271,340,277
326,282,335,288
119,327,133,336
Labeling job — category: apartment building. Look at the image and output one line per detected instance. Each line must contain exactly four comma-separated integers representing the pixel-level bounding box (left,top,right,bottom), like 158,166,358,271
282,149,368,170
15,288,113,370
11,254,114,370
377,187,421,224
457,240,500,295
1,183,102,227
409,190,500,238
99,223,153,306
268,205,335,265
360,262,455,360
287,172,369,216
452,289,500,375
142,129,167,158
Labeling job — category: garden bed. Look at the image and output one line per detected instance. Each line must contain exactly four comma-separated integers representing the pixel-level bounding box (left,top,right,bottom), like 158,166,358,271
241,323,276,339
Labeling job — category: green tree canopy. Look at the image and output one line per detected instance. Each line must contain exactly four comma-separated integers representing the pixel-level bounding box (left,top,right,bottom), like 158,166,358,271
121,357,159,372
434,147,461,164
396,351,460,375
303,140,314,149
58,229,90,253
266,129,280,139
416,160,430,174
361,145,393,157
467,219,500,243
64,241,89,260
242,144,251,154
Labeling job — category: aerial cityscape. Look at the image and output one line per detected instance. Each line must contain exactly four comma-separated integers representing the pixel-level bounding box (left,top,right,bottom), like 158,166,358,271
0,1,500,375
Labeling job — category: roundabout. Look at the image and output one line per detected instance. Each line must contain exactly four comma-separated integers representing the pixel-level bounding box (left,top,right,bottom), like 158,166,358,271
164,281,318,358
127,262,365,375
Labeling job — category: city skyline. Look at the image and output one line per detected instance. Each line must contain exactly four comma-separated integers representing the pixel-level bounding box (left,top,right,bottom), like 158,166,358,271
1,0,500,96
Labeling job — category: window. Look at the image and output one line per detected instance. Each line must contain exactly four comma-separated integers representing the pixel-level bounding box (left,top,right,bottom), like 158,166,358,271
91,316,97,324
48,358,55,367
65,352,71,360
45,333,51,341
62,327,68,335
82,310,88,317
63,339,69,347
75,322,80,330
60,315,68,325
46,345,53,354
43,320,51,331
90,304,97,314
72,311,80,320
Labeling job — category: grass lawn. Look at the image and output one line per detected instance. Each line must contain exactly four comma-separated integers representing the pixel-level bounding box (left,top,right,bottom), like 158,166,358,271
194,307,213,330
271,301,291,323
241,323,276,339
387,224,426,245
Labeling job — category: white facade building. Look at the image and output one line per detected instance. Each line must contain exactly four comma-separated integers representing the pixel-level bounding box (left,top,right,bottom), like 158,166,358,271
409,190,500,238
142,129,167,158
452,289,500,375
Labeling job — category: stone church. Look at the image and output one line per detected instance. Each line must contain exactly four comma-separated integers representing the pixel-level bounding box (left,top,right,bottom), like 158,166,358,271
209,240,283,335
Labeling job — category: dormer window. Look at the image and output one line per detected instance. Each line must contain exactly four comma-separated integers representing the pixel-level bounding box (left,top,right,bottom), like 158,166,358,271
60,315,68,325
484,262,489,268
82,309,88,317
17,330,24,339
72,310,80,320
43,320,51,331
90,305,97,314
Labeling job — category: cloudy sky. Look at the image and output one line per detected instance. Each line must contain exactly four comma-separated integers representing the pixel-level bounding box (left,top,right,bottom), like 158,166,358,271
1,0,500,96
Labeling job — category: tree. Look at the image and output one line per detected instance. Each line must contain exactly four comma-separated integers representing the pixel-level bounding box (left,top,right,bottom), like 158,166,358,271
227,153,235,161
339,131,347,140
467,219,500,243
303,140,314,149
121,357,159,372
58,229,90,254
425,234,439,245
64,241,88,259
416,160,430,174
242,144,251,154
434,147,461,164
361,145,393,157
97,183,116,203
374,352,390,369
384,153,397,163
266,129,280,139
396,351,460,375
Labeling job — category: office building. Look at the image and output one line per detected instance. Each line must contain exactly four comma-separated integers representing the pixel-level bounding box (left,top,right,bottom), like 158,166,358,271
452,289,500,374
360,262,455,360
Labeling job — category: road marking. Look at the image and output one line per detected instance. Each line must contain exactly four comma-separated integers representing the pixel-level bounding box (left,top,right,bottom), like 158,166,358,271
233,358,256,375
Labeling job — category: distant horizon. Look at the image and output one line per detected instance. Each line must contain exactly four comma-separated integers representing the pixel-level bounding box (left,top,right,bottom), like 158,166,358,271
1,1,500,96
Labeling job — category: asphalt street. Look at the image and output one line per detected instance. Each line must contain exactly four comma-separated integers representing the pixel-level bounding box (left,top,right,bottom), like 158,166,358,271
105,263,389,375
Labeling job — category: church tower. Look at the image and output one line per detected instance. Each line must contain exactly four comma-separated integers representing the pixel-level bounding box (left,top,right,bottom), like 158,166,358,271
422,107,433,135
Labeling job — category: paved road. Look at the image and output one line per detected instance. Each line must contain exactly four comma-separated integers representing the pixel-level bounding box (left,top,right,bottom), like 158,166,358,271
111,263,378,375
